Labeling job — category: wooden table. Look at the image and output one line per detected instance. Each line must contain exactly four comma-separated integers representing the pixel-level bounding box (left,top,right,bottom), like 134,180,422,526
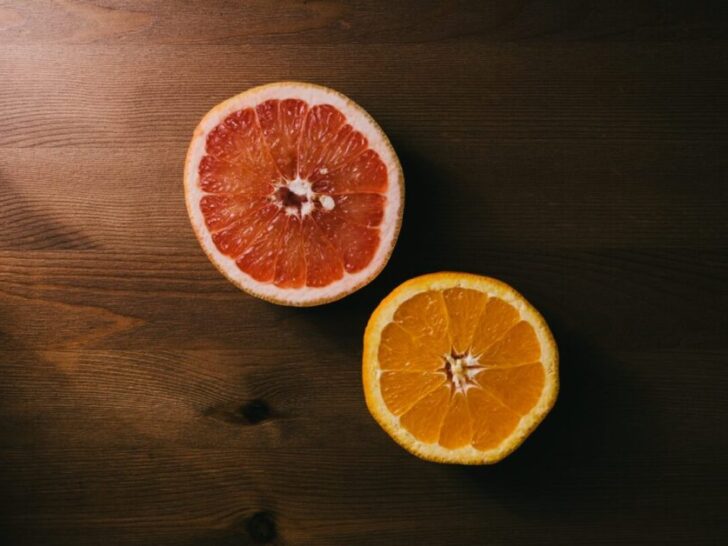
1,1,726,544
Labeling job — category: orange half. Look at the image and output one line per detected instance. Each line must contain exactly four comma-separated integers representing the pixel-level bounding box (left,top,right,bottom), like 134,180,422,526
363,272,558,464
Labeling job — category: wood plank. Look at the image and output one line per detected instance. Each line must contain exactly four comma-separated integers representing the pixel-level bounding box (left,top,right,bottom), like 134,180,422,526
2,43,728,148
0,350,725,544
1,1,727,545
1,141,726,254
1,0,726,46
0,248,725,352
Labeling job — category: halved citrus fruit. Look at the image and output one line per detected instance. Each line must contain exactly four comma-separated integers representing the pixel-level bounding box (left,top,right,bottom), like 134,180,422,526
184,82,404,306
363,272,558,464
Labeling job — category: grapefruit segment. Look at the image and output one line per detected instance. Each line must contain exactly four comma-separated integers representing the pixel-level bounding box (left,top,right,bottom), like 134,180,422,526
199,155,273,195
363,273,558,464
332,194,386,227
206,109,278,179
297,104,347,179
256,99,308,180
185,82,403,305
313,209,380,274
302,218,344,287
311,150,388,195
273,216,306,288
200,194,270,232
235,211,289,282
210,202,278,256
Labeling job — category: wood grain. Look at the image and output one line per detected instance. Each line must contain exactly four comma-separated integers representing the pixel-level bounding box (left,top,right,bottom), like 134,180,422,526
1,1,727,545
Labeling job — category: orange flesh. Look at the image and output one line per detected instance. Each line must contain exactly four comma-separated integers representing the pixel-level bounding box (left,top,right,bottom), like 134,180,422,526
378,289,545,449
199,100,388,288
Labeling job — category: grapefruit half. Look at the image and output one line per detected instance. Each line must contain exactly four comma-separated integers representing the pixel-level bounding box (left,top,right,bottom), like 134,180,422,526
185,82,404,306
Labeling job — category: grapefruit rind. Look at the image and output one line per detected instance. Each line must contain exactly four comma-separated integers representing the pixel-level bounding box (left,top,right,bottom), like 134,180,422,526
185,82,404,306
363,272,559,465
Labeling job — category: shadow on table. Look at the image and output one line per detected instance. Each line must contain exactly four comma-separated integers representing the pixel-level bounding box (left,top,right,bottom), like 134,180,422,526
287,142,474,350
284,143,662,516
454,329,661,515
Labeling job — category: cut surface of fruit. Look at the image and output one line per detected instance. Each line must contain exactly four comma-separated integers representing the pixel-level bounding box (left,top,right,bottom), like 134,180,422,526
363,272,558,464
185,82,404,306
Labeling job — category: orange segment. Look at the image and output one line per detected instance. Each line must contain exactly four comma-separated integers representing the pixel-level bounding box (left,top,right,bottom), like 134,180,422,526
380,371,446,416
475,363,545,416
438,392,473,449
467,387,521,451
393,291,450,357
399,385,451,444
442,287,488,354
479,321,541,367
470,297,521,356
378,322,442,372
363,272,558,464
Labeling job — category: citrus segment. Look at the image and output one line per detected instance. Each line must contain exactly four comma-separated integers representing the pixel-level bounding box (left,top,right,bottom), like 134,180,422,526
475,363,545,415
210,202,278,257
466,387,521,451
302,218,344,287
313,208,380,273
235,211,289,282
479,321,542,367
470,297,521,356
392,291,451,357
363,273,558,464
438,392,473,449
378,323,442,372
274,216,305,288
185,82,403,305
398,385,451,444
311,150,388,195
442,287,488,354
256,99,308,180
380,371,446,416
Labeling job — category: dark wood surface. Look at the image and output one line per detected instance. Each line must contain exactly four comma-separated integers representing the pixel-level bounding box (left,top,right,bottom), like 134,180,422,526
1,1,727,544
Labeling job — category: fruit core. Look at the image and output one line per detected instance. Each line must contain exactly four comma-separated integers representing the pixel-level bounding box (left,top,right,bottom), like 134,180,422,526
273,178,335,218
443,350,483,392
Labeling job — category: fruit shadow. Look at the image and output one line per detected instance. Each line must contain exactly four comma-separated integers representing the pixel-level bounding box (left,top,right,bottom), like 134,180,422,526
286,143,462,353
452,326,663,516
